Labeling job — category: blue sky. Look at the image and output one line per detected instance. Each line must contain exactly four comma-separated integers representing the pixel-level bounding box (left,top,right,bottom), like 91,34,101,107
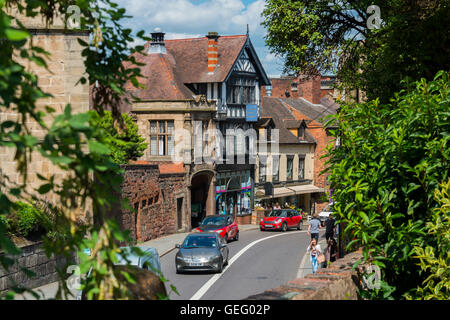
115,0,285,77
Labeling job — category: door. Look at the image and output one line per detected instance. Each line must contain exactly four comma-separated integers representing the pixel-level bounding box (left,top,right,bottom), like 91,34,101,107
287,210,295,227
177,197,183,230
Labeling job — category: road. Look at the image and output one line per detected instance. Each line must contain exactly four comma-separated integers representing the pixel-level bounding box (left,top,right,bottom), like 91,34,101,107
161,228,315,300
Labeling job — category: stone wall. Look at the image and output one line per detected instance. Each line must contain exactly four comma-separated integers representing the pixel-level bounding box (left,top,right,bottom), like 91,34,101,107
246,249,364,300
0,241,77,295
1,8,90,221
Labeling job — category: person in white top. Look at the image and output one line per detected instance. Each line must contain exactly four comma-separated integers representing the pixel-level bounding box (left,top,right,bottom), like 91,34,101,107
306,238,322,273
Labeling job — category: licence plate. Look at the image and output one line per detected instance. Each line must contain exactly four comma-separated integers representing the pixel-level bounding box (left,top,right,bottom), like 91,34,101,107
265,225,273,228
190,263,204,267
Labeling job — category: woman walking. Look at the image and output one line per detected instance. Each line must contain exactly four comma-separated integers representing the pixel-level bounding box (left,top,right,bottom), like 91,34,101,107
307,238,322,274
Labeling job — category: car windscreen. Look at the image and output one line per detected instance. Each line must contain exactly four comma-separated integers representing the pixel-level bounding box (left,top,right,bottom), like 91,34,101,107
182,235,218,248
201,216,227,226
268,210,288,217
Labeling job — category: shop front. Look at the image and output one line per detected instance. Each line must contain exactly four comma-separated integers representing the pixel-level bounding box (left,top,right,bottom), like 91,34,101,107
215,169,253,220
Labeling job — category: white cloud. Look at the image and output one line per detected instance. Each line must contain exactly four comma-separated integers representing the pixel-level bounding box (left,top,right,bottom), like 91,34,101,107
115,0,282,76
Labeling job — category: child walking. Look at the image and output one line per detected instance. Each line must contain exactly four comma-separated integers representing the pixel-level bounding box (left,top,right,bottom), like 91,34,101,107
307,238,322,273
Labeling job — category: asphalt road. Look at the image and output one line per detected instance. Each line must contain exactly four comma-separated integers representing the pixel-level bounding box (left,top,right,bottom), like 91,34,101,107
161,227,313,300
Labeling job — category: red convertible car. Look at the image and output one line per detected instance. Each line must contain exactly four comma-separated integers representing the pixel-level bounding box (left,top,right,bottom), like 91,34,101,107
193,215,239,243
260,209,302,232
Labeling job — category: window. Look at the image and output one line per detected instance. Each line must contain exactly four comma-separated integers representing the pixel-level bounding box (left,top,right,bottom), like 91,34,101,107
150,120,174,156
298,156,305,180
259,156,267,183
272,155,279,182
287,156,293,180
227,77,256,105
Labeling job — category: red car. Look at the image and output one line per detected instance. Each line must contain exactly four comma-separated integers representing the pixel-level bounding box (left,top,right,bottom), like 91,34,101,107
260,209,302,232
193,215,239,243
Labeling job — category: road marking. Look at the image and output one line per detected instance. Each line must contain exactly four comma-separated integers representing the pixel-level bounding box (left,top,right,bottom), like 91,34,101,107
190,230,306,300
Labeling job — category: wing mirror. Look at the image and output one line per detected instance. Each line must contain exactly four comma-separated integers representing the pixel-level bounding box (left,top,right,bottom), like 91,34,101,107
175,244,181,249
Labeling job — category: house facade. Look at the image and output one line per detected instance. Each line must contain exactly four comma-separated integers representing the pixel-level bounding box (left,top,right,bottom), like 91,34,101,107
254,97,325,214
259,76,340,214
123,30,270,231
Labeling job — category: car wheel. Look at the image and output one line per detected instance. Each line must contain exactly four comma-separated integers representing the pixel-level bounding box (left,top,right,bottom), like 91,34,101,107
217,258,224,273
224,234,229,243
260,227,264,231
281,222,288,232
234,230,239,241
297,221,302,230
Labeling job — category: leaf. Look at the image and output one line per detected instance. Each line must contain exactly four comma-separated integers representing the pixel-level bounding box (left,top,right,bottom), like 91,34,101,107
88,140,110,155
37,183,52,194
5,28,29,41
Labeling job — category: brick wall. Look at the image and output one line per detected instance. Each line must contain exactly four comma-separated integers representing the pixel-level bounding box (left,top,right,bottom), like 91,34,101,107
106,164,188,243
261,76,321,104
246,249,364,300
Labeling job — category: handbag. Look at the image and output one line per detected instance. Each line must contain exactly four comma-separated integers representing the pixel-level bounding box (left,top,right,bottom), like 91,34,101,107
317,253,326,264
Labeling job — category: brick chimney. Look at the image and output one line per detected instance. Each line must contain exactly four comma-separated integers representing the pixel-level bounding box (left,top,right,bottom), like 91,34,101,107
298,75,321,104
207,31,219,74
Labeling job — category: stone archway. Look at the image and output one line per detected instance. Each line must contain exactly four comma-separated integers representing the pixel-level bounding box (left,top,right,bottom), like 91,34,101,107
190,170,215,228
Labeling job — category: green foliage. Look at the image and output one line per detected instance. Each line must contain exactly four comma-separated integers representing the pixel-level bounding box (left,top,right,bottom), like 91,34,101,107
324,71,450,299
9,202,43,237
407,180,450,300
89,111,147,164
262,0,450,103
0,0,172,300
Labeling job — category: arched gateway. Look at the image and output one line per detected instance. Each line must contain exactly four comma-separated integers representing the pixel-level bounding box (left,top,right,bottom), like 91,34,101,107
190,170,216,229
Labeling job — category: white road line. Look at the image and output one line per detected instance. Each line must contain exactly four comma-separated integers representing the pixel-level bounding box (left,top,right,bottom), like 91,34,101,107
190,230,306,300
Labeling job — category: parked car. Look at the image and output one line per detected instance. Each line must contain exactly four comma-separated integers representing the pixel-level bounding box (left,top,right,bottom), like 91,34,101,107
260,209,302,232
76,246,162,300
318,203,334,227
193,214,239,243
175,233,229,274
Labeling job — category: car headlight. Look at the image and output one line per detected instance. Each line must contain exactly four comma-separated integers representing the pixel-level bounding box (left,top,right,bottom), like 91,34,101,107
274,219,282,224
215,230,223,233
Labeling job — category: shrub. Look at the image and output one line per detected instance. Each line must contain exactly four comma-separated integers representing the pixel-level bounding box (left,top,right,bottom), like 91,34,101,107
324,71,449,299
9,202,44,237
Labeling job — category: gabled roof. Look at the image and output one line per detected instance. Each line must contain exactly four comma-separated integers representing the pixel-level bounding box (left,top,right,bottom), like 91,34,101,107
282,98,338,124
261,97,316,145
124,34,270,102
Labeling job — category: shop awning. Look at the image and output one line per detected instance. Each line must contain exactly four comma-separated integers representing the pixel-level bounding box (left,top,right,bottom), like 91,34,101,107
256,184,325,199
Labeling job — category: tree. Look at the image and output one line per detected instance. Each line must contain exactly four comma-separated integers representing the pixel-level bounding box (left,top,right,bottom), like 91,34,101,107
90,111,147,165
0,0,164,300
262,0,450,103
323,71,449,299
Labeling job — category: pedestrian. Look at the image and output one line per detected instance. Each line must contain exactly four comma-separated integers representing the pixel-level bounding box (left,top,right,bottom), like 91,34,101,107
307,238,322,274
307,213,321,241
325,238,338,266
325,213,336,241
274,202,281,209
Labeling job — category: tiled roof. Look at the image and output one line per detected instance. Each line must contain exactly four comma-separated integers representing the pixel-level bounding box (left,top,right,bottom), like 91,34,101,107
158,163,185,174
165,35,248,83
261,97,316,145
124,35,248,102
282,98,337,124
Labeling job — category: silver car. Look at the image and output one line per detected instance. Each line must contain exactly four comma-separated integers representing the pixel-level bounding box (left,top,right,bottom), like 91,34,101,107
76,246,162,300
175,233,229,274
